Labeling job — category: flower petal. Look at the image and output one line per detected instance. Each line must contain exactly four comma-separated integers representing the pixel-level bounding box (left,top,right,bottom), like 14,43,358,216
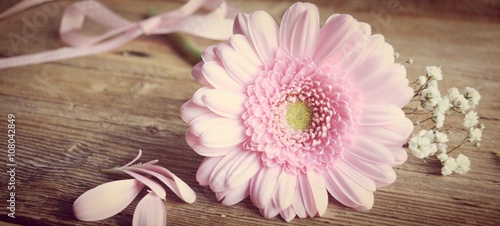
248,11,279,63
346,135,395,164
132,192,166,226
202,88,247,119
200,119,247,148
274,171,297,210
357,125,407,148
250,166,282,209
180,100,212,124
128,166,196,204
280,3,319,58
326,165,374,210
349,55,391,91
335,160,376,192
292,182,307,218
190,113,235,136
192,61,211,87
260,201,280,219
202,61,245,93
306,170,328,216
122,170,166,199
343,154,397,187
230,34,262,67
298,173,317,217
218,180,250,206
216,43,259,86
73,179,144,221
209,148,246,192
197,156,224,186
359,103,405,126
186,130,236,157
280,206,297,222
233,13,250,36
226,151,263,189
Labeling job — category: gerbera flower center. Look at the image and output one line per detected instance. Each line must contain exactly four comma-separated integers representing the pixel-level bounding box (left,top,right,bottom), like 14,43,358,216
242,51,359,175
286,101,312,131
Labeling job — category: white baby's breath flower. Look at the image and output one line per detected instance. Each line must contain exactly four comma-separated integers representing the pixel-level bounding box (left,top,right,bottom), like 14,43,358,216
433,112,445,128
409,130,438,159
437,153,450,162
441,157,458,176
462,87,481,108
393,52,400,59
421,82,442,109
437,143,448,153
426,66,443,80
417,76,427,85
452,95,470,112
453,154,470,175
463,111,479,128
434,131,449,143
469,128,482,142
434,97,451,115
447,87,461,101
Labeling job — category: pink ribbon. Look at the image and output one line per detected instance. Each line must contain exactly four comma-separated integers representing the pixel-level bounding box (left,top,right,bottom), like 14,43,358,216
0,0,237,69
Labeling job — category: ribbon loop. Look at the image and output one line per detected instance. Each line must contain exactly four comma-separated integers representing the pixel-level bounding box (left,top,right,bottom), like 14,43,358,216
0,0,237,69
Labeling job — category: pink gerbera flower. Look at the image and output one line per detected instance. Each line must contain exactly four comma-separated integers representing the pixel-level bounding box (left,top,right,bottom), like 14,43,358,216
181,2,413,222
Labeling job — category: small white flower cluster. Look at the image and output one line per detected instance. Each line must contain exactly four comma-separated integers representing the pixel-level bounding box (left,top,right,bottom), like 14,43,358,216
407,66,484,176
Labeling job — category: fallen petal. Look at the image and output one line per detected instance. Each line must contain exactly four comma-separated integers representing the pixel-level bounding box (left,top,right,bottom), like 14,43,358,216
73,179,144,221
132,192,167,226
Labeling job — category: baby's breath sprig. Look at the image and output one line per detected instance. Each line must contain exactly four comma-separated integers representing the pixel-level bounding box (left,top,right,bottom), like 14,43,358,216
405,65,483,176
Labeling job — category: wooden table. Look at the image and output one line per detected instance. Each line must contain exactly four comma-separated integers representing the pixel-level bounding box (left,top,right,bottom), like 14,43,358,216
0,0,499,225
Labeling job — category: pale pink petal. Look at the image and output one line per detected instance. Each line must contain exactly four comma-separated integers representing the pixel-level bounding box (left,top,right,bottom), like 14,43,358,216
128,166,197,203
180,100,212,124
343,154,397,187
201,44,217,62
229,34,262,67
298,173,317,217
197,156,224,186
216,43,259,86
190,113,235,136
122,170,166,199
260,201,280,219
250,166,282,209
202,89,247,118
200,119,247,148
190,87,210,107
335,160,376,191
359,64,406,101
361,34,394,63
248,11,279,63
357,125,407,147
280,2,319,58
306,170,328,216
274,171,297,210
314,14,367,66
391,147,408,166
218,180,250,206
326,165,374,210
233,13,250,36
349,55,391,90
280,206,297,222
387,85,414,108
192,61,211,87
202,61,245,93
359,103,405,126
324,173,362,209
346,135,395,164
384,117,414,139
226,152,263,189
132,192,166,226
209,148,246,192
292,183,307,218
185,130,236,157
73,179,144,221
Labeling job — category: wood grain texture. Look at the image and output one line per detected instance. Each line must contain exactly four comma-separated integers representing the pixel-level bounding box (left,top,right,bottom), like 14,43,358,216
0,0,499,225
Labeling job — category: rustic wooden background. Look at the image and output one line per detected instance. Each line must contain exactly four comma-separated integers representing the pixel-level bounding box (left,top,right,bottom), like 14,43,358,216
0,0,499,225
